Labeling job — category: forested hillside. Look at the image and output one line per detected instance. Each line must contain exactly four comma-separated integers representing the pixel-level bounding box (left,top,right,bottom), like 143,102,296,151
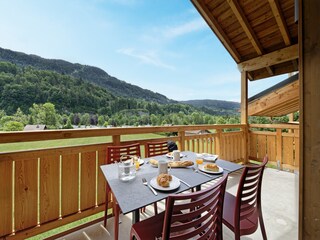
0,61,192,116
0,47,173,104
180,99,240,115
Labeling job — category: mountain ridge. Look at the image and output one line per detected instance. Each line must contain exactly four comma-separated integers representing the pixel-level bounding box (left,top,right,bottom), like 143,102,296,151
0,47,173,104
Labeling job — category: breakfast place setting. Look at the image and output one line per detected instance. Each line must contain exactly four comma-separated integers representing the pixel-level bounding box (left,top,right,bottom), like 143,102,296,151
100,147,243,224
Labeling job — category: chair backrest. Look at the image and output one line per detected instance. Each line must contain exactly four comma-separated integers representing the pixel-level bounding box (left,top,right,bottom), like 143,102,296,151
106,143,141,164
146,141,168,157
162,174,228,240
235,156,268,227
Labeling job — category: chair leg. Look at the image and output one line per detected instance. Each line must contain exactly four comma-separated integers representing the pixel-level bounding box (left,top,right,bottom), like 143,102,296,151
153,202,158,215
114,203,120,240
104,191,109,227
259,209,267,240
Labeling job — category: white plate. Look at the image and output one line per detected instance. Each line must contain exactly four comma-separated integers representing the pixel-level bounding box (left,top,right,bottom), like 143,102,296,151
138,159,145,165
166,153,184,158
149,175,180,191
198,164,223,174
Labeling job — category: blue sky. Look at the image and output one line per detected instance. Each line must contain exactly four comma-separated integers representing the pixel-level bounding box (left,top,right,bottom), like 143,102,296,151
0,0,286,102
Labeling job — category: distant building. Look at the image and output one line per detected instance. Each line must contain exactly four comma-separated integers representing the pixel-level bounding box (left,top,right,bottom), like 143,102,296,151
24,125,47,131
185,130,211,136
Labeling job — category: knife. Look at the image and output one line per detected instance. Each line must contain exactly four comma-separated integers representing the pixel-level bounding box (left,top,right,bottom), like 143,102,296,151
175,177,191,187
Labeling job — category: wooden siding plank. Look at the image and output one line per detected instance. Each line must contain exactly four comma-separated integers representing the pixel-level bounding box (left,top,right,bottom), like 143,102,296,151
0,160,12,236
257,135,267,160
14,158,38,231
61,153,79,217
40,155,60,223
80,151,96,210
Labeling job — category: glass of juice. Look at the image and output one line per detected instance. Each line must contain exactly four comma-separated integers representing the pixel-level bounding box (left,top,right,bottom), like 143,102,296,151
196,158,203,169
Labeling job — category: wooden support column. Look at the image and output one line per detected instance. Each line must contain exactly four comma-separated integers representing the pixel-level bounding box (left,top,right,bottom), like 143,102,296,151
276,129,283,169
300,0,320,239
241,71,248,163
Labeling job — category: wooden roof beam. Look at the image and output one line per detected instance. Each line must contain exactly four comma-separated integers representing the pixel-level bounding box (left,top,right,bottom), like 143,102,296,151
268,0,291,46
227,0,263,55
227,0,274,75
238,44,298,72
191,0,241,63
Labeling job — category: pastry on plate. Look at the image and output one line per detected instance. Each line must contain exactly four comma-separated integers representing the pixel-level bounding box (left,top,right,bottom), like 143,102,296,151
204,163,219,172
157,173,172,187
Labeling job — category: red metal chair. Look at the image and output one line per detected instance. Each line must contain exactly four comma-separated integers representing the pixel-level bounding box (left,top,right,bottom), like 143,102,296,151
104,143,141,240
146,141,169,157
130,174,228,240
223,156,268,240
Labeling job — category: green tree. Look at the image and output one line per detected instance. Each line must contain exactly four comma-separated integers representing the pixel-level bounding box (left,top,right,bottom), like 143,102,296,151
3,121,24,131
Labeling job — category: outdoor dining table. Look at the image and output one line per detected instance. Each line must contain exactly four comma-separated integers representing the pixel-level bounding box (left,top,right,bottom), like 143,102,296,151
100,151,243,224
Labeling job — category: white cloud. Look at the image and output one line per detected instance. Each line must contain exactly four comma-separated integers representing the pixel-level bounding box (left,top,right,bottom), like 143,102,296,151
117,48,175,70
162,18,207,39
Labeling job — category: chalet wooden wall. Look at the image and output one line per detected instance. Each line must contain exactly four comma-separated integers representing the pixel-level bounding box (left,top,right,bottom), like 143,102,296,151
300,0,320,239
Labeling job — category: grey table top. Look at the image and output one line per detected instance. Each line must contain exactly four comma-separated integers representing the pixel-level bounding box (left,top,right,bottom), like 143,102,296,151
100,151,243,214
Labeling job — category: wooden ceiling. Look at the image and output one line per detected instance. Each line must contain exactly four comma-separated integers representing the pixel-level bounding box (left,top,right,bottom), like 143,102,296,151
191,0,298,80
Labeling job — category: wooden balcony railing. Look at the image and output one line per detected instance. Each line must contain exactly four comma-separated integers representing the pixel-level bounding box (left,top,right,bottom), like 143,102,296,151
0,124,245,239
0,123,284,239
248,123,300,170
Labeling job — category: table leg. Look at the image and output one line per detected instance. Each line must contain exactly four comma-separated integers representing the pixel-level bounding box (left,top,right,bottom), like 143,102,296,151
196,185,201,191
132,209,140,224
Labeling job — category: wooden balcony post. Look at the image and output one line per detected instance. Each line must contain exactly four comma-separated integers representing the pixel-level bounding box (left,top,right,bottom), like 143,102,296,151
178,131,185,151
241,71,249,163
300,0,320,238
112,135,120,146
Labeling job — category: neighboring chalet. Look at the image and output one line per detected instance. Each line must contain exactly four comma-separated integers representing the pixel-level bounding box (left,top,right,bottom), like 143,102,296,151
23,125,47,131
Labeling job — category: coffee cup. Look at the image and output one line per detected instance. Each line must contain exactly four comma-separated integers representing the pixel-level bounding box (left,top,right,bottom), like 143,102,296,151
172,150,180,161
158,159,170,174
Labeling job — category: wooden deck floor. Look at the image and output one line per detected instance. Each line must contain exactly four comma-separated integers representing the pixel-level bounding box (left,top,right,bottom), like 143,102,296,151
57,168,298,240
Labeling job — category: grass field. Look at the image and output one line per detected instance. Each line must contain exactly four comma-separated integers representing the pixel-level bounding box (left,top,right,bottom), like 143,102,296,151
0,133,164,152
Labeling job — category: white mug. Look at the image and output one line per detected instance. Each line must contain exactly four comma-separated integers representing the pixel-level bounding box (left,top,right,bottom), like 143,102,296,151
158,160,170,174
172,150,180,161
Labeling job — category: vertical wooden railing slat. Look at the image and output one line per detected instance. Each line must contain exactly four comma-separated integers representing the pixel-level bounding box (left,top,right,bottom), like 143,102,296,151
266,135,277,163
257,135,267,161
80,151,96,210
61,153,79,217
40,154,60,223
97,146,107,206
14,158,38,231
283,136,294,166
0,160,12,236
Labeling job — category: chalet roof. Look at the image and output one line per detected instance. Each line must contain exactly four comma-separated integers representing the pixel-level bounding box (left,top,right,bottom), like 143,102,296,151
24,125,47,131
248,73,299,116
191,0,298,80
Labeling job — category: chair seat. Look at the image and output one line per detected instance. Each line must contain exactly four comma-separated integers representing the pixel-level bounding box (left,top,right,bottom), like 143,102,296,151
131,211,165,240
223,192,259,236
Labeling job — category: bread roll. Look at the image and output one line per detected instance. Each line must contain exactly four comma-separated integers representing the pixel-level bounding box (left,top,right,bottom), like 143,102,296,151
149,159,158,165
